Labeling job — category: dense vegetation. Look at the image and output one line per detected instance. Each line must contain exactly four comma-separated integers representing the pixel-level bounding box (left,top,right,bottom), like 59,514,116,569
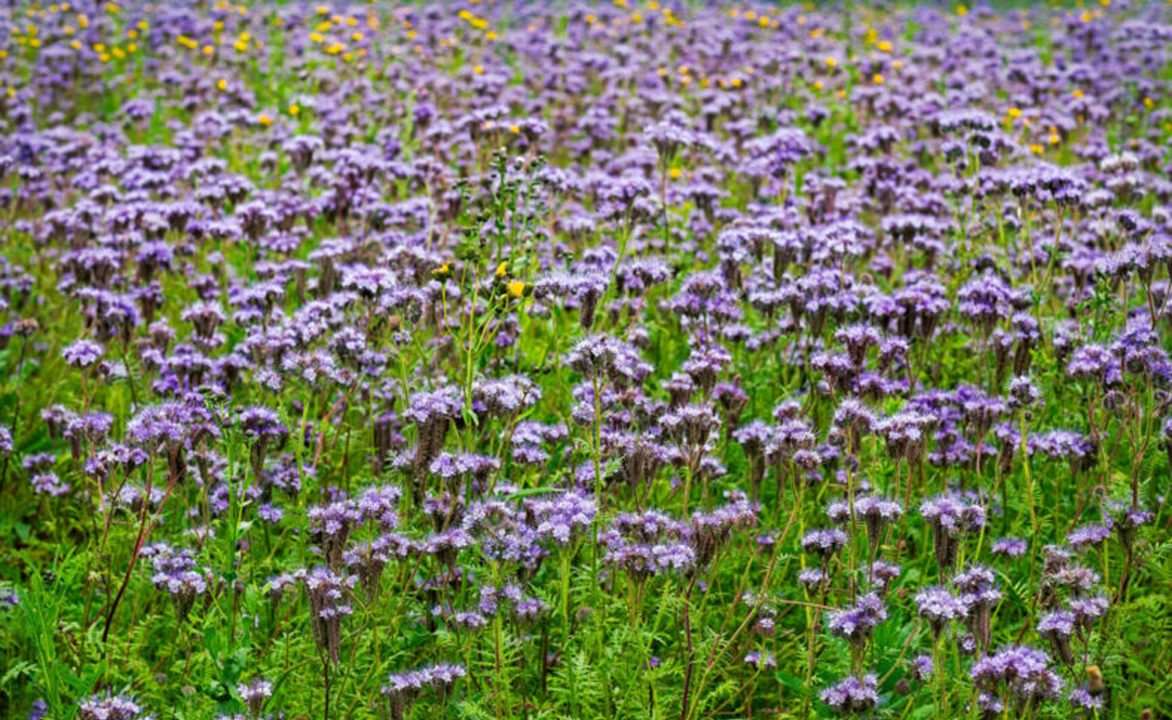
0,1,1170,719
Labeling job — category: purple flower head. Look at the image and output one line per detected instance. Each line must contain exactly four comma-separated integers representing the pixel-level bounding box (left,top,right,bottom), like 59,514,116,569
302,566,357,667
528,490,597,546
798,567,826,591
920,495,985,571
820,675,878,715
854,495,902,548
992,537,1028,558
827,592,887,647
236,678,272,717
915,585,968,637
62,339,104,369
801,528,849,559
1068,687,1102,712
954,565,1001,652
743,650,776,669
971,645,1063,704
1067,523,1111,551
1069,596,1109,630
308,498,361,569
382,663,465,720
150,545,207,622
1007,376,1041,410
908,654,934,682
77,693,144,720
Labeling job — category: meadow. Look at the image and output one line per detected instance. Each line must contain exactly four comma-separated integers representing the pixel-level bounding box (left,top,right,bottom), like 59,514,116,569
0,1,1170,719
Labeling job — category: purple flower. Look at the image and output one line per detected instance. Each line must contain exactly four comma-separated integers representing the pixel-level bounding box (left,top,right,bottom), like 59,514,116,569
742,650,776,669
971,645,1063,704
382,663,465,720
908,654,934,682
992,537,1028,558
854,495,902,548
919,495,985,571
529,490,597,546
1067,523,1111,551
303,566,357,667
820,675,878,715
62,339,104,369
954,565,1001,652
150,545,208,622
236,679,272,717
801,528,849,559
827,592,887,647
77,693,144,720
914,586,967,637
1068,687,1102,712
308,499,362,569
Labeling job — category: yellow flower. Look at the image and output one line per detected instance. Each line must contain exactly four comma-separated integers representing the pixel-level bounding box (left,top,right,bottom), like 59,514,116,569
877,40,892,52
669,167,681,179
872,73,884,84
473,65,484,74
508,280,525,298
217,78,228,91
433,262,450,277
1007,107,1022,119
203,44,214,55
495,261,508,278
957,4,968,16
1049,133,1060,145
258,114,273,126
1072,89,1084,99
1029,144,1044,154
825,56,837,68
288,104,300,115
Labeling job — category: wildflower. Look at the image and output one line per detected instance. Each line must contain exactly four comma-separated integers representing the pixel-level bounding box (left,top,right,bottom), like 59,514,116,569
236,679,272,718
914,586,967,638
303,566,357,667
820,675,878,715
382,664,465,720
971,645,1063,705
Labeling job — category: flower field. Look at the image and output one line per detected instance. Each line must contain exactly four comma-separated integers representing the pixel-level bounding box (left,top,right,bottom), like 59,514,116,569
0,1,1170,718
